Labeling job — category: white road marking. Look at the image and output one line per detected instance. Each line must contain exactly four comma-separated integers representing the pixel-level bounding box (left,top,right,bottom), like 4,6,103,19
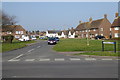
25,59,35,61
116,59,120,60
28,49,34,52
102,59,113,60
8,59,20,62
8,54,24,61
70,58,80,61
55,58,64,61
85,58,96,61
39,59,50,61
37,46,41,48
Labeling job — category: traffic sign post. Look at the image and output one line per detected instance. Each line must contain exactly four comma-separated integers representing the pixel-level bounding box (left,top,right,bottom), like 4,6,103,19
102,41,116,53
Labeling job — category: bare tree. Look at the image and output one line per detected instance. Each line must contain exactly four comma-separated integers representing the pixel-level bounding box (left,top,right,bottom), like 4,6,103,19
2,11,17,26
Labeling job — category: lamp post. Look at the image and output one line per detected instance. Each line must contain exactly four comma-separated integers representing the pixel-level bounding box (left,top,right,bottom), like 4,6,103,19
85,22,89,46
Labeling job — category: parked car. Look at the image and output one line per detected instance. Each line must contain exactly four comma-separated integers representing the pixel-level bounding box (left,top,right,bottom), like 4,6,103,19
54,37,59,41
18,35,29,41
48,37,57,45
31,37,37,40
95,35,105,39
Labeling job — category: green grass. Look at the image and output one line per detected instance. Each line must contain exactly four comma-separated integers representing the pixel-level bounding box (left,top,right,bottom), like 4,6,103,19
73,51,119,56
1,40,36,53
53,38,119,52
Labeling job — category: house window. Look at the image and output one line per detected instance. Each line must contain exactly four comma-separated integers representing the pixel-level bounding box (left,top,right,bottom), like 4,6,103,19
7,32,11,34
115,33,120,37
114,27,119,30
110,28,111,31
16,31,19,34
85,30,87,32
82,30,84,32
95,34,98,36
21,31,23,34
93,29,96,31
101,28,103,31
89,30,90,32
101,34,103,36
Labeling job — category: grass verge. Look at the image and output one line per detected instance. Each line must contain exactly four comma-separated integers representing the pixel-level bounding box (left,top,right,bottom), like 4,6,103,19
1,40,36,53
73,51,119,57
53,38,119,52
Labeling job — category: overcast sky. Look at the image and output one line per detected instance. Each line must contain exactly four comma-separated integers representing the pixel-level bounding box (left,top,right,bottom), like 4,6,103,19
2,2,118,31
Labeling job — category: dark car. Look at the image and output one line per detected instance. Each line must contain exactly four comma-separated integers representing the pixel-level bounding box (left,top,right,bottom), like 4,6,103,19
48,38,57,45
95,35,105,39
55,37,59,41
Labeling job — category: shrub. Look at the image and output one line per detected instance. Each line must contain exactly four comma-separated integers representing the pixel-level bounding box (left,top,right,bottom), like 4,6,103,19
2,34,14,43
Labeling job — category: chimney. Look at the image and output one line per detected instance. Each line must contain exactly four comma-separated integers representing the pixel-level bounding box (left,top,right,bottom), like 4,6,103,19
115,12,119,18
79,21,82,24
104,14,107,19
71,27,74,30
89,17,92,22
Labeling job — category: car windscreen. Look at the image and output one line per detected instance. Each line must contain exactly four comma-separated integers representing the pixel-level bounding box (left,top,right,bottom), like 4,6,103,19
49,38,55,41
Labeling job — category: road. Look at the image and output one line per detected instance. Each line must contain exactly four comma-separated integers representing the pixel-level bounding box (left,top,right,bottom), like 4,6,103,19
2,40,119,78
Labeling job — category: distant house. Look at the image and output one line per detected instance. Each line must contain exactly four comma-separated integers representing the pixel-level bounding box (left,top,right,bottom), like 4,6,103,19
46,30,59,37
111,13,120,38
1,25,26,39
46,28,76,38
75,14,111,39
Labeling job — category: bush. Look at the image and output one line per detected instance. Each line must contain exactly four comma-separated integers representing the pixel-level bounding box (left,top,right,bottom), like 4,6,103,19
2,34,14,43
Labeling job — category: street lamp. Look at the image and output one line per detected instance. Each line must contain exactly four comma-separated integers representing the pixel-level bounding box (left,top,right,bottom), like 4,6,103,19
85,22,89,46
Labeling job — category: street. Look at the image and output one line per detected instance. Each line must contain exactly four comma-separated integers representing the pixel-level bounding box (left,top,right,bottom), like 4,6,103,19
2,40,119,78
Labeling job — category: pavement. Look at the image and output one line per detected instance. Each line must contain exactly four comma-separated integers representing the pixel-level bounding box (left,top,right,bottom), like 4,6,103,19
2,40,119,78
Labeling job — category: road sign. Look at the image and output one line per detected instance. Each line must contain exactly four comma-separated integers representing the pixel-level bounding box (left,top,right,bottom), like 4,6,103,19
102,41,116,53
103,42,115,44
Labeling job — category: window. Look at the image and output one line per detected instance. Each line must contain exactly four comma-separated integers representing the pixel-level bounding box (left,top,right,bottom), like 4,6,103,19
7,32,11,34
89,30,90,32
16,31,19,34
114,27,119,30
93,29,96,31
85,30,87,32
101,28,103,31
82,30,84,32
115,33,120,37
95,34,98,36
21,31,23,34
101,34,103,36
110,28,111,31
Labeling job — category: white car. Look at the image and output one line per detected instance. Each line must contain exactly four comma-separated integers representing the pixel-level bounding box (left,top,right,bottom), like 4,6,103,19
19,36,30,41
31,37,37,40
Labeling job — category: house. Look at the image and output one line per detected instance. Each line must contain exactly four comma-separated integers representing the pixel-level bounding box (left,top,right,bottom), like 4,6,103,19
111,13,120,38
75,14,111,39
46,30,59,37
46,28,76,38
1,25,26,39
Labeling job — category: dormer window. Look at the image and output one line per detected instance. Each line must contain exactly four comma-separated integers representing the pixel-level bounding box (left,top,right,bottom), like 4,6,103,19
114,27,119,30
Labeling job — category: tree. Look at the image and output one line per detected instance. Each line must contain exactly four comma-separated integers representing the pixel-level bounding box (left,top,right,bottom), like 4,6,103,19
2,11,17,26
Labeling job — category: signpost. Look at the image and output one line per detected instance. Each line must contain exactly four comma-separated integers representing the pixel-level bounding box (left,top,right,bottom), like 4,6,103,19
102,41,116,53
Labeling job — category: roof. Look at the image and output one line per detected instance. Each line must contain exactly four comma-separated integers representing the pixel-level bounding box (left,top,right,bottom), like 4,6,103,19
48,30,61,33
111,17,120,27
90,19,104,28
2,25,25,32
76,19,104,30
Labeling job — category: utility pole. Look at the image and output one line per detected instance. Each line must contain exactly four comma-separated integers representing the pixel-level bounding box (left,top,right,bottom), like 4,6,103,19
85,22,89,46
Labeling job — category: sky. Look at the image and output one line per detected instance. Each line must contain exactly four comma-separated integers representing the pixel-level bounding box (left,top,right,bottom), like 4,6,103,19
2,2,118,31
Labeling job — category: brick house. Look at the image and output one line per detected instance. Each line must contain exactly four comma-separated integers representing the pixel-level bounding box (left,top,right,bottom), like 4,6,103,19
75,14,111,39
111,13,120,38
1,25,26,39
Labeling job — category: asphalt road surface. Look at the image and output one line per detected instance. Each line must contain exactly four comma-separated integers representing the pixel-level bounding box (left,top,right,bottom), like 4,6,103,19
2,40,119,78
